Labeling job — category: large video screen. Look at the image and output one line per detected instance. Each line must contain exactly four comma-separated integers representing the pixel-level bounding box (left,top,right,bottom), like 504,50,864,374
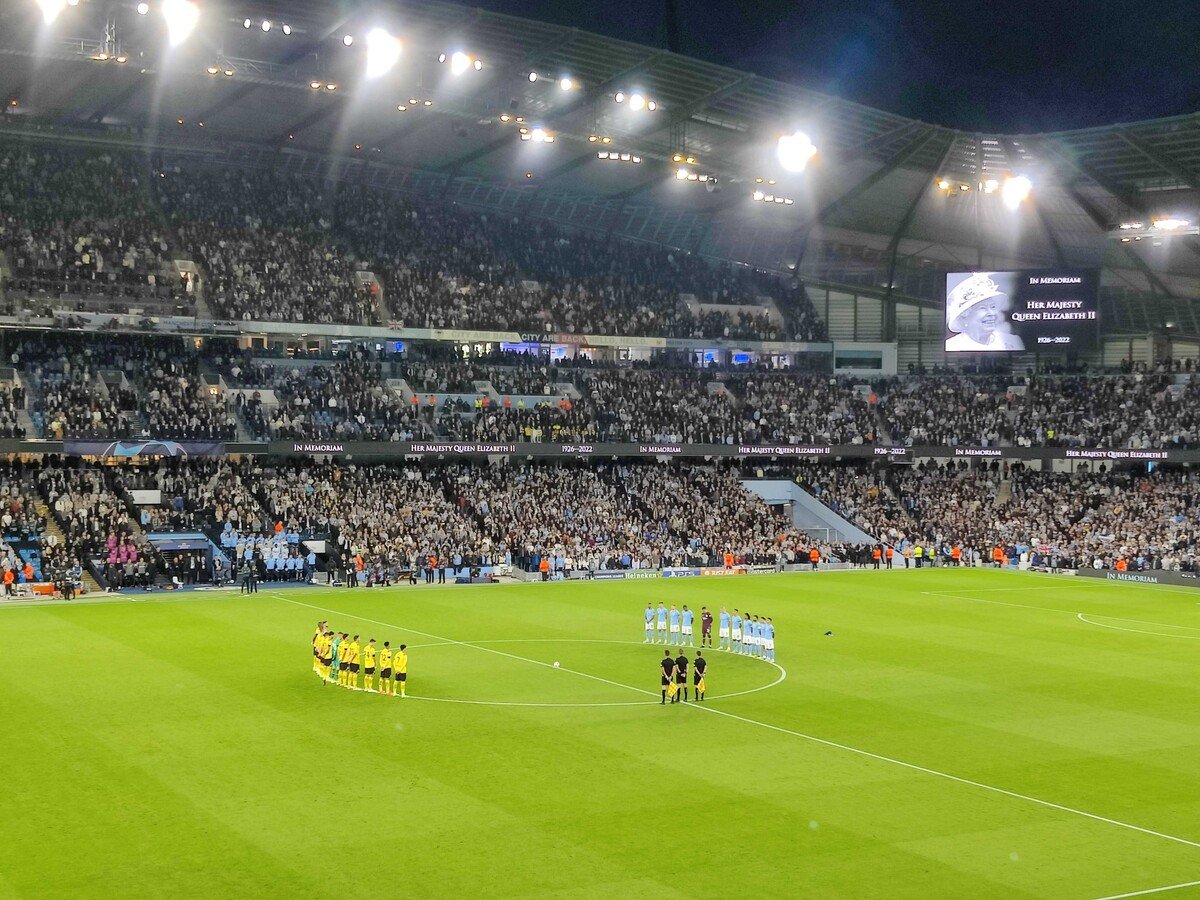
945,269,1099,353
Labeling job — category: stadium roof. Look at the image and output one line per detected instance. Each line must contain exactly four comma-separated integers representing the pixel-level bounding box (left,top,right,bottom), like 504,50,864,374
2,0,1199,304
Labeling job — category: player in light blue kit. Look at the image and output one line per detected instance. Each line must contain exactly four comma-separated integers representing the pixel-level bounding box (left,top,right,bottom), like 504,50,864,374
656,603,668,644
681,605,695,647
644,604,655,643
764,617,776,661
730,610,743,654
749,616,761,657
718,607,731,651
668,605,681,645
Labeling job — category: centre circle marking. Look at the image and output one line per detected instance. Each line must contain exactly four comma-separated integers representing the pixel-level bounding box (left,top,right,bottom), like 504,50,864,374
392,639,787,708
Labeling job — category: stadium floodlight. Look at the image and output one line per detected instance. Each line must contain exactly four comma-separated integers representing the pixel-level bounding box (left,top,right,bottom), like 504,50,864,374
36,0,67,24
1153,216,1190,232
1112,216,1200,240
342,34,354,47
981,178,1000,194
559,76,575,91
242,17,251,28
281,24,291,35
777,131,817,173
161,0,199,47
445,51,481,75
629,93,645,111
614,91,625,103
528,71,538,82
309,80,322,90
1001,175,1032,209
206,64,219,75
519,127,555,144
261,20,271,32
365,28,401,79
136,2,150,15
676,167,689,180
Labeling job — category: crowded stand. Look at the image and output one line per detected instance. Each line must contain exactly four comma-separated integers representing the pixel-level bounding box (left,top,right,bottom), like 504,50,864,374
255,360,435,441
3,143,1200,588
145,155,828,338
617,464,807,567
789,460,1200,573
135,356,237,441
174,221,378,324
0,443,1190,590
0,384,26,439
878,372,1200,449
0,147,180,313
3,331,1200,450
37,461,158,588
459,463,648,572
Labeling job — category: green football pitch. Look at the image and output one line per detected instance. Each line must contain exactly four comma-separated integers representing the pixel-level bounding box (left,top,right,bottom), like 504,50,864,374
4,569,1200,899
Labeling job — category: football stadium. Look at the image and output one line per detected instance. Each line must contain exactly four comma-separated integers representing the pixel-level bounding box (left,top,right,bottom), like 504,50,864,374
1,0,1199,897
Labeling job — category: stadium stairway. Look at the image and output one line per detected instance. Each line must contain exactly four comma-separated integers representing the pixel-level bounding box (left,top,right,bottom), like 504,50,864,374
35,501,102,593
995,478,1013,506
744,479,875,544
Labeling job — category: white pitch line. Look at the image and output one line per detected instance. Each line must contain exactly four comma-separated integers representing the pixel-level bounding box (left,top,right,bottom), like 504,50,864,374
921,591,1077,614
1077,614,1200,641
279,594,1200,853
924,591,1200,635
390,638,785,707
1093,878,1200,900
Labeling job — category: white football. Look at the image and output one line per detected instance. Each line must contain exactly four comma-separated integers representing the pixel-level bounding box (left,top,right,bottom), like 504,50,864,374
553,661,560,668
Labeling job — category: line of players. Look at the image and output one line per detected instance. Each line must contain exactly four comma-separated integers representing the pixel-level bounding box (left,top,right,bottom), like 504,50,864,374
311,621,409,696
643,604,776,662
660,649,708,705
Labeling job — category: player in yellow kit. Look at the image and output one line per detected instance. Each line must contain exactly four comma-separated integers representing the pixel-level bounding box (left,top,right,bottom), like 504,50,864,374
378,641,393,696
392,644,408,697
312,621,325,675
362,639,377,692
320,629,334,681
337,633,350,686
346,635,361,690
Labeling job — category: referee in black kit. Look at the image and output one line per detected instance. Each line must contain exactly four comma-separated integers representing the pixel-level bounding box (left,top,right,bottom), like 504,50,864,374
693,651,707,701
673,650,689,703
660,650,675,704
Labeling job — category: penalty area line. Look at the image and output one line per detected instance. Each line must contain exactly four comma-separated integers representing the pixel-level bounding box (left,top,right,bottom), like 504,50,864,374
277,594,1200,854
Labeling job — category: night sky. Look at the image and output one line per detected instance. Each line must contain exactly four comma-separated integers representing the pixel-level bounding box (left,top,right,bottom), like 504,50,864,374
477,0,1200,134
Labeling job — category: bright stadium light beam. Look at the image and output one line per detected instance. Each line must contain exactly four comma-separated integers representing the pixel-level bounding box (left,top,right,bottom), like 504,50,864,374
364,28,401,79
1001,175,1032,210
161,0,199,47
1153,216,1190,232
449,51,475,76
37,0,68,24
777,131,817,173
